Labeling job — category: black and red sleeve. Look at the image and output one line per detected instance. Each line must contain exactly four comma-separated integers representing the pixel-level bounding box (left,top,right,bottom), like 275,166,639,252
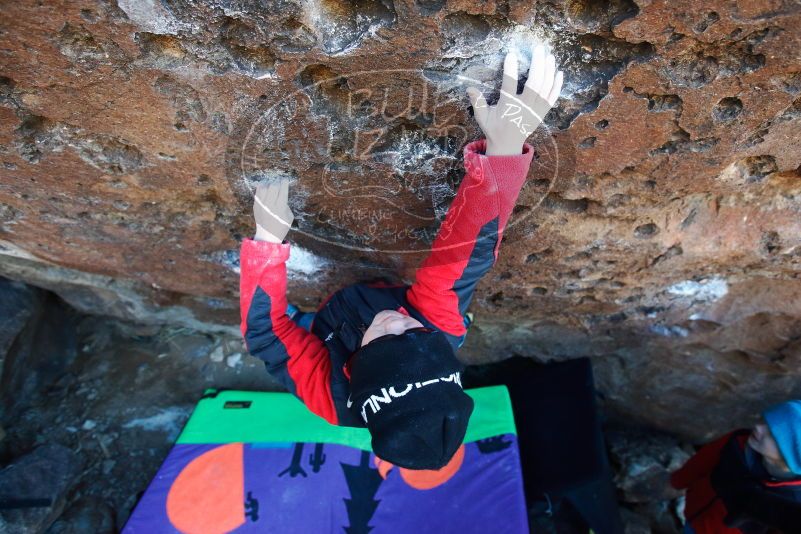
406,138,535,344
239,238,338,425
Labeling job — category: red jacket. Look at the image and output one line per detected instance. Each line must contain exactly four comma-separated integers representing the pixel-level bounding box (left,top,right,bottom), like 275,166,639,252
672,432,744,534
239,138,535,426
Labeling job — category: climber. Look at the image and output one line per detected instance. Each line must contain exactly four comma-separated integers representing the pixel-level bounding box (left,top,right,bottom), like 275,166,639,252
239,40,563,470
670,399,801,533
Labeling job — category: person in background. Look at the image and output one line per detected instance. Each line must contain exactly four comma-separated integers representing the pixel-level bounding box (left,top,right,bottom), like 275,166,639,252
238,40,563,471
670,400,801,533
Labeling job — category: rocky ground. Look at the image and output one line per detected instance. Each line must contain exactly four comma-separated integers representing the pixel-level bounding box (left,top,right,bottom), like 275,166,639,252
1,277,695,533
0,277,274,532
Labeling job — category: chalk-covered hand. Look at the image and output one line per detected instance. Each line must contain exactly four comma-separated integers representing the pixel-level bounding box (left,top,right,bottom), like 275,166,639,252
253,180,294,243
466,42,563,156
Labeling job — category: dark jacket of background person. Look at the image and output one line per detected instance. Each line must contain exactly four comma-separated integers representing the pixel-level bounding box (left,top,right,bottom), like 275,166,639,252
671,429,801,533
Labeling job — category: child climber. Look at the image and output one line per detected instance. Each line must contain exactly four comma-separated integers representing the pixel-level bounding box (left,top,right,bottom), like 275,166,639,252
670,399,801,532
239,40,563,471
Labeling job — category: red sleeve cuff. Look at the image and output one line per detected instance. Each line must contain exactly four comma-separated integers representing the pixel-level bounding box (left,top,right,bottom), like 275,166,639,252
463,138,536,176
240,238,290,269
463,138,535,157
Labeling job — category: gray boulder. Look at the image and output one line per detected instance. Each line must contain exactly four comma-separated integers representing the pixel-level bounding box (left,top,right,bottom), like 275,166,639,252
0,277,78,422
0,443,82,533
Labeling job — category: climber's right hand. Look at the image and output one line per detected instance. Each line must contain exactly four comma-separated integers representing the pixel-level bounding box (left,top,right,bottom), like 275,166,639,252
466,40,563,156
253,180,294,243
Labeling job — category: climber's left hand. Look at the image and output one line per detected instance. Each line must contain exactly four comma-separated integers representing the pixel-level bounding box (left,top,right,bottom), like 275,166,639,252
466,41,563,156
253,180,294,243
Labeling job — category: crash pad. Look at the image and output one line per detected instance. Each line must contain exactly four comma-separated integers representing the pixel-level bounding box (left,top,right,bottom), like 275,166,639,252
123,385,527,533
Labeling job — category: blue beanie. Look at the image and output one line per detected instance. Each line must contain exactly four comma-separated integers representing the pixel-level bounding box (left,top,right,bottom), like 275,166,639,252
763,400,801,476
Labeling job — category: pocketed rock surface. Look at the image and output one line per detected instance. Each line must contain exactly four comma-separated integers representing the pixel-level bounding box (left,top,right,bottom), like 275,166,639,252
1,0,800,441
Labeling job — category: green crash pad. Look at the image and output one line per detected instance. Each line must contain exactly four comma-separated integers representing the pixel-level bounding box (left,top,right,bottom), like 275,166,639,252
178,385,517,447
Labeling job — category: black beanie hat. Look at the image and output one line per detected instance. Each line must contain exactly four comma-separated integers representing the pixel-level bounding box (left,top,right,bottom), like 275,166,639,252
348,328,474,470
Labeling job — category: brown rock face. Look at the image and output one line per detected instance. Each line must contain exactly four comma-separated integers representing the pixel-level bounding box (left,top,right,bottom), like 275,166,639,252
1,0,800,440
